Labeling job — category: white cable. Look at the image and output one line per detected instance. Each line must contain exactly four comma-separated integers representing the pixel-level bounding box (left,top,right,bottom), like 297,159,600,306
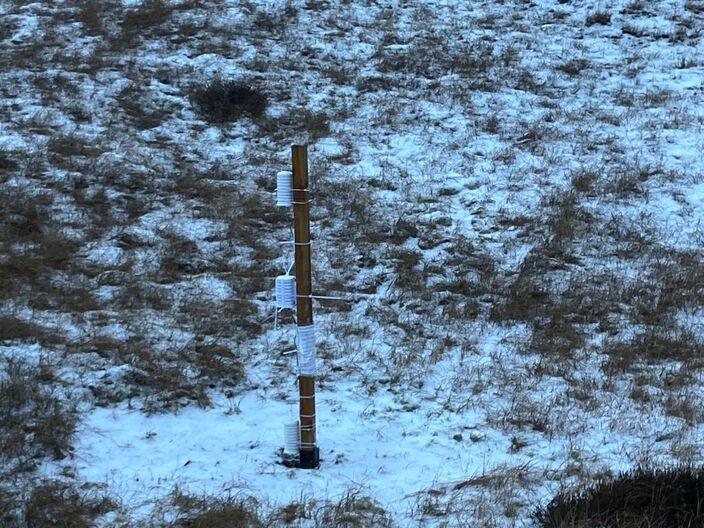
297,293,379,301
278,241,312,246
297,294,346,300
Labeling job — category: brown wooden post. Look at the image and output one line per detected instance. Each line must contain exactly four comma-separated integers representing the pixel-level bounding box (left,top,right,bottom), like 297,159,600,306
292,144,319,469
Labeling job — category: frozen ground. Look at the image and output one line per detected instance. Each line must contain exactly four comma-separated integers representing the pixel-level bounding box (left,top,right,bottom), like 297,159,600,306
1,0,704,526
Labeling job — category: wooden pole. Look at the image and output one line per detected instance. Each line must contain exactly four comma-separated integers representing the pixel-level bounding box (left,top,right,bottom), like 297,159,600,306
292,144,319,469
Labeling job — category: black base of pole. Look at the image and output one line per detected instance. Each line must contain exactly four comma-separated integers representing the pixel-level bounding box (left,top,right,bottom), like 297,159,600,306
299,447,320,469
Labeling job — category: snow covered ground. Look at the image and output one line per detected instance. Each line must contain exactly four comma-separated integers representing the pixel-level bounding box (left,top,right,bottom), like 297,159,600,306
1,0,704,525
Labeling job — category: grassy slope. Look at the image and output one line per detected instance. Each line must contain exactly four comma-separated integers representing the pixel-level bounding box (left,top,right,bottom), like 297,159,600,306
0,0,703,525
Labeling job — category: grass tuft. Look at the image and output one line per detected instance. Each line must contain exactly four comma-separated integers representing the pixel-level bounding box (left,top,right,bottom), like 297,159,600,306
121,0,172,41
585,11,611,26
191,79,267,124
535,465,704,528
25,480,116,528
170,490,265,528
0,356,76,462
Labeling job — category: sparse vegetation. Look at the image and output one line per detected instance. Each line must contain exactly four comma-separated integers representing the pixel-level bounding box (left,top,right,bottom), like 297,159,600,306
556,59,590,76
170,490,265,528
535,466,704,528
191,79,267,124
316,491,394,527
585,11,611,26
120,0,173,42
0,356,76,463
1,0,703,525
685,0,704,13
24,480,116,528
602,327,704,375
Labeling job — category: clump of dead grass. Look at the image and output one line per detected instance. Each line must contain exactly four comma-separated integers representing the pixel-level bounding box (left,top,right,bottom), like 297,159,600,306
168,489,265,528
315,490,394,527
556,59,590,76
0,150,18,173
68,333,246,413
375,32,498,90
602,327,703,375
535,465,704,528
0,315,60,345
585,11,611,26
24,480,116,528
166,488,394,528
0,356,76,462
0,184,90,309
685,0,704,13
120,0,173,43
413,463,538,525
191,79,267,124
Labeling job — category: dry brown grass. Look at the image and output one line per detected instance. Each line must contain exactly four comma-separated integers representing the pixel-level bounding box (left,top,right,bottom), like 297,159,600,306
556,59,590,76
0,0,701,524
0,185,51,242
0,150,18,174
159,229,207,280
0,183,93,310
315,491,394,528
535,466,704,528
115,81,165,130
0,356,76,462
0,485,18,526
412,463,538,525
570,168,600,195
0,316,60,345
386,246,423,292
167,488,394,528
24,480,115,528
170,490,265,528
190,79,267,124
585,11,611,26
685,0,704,13
375,34,496,90
74,0,116,37
120,0,173,43
46,133,105,172
65,329,246,412
602,327,704,375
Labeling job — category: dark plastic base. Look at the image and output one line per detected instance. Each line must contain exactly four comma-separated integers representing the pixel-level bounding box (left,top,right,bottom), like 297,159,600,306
299,447,320,469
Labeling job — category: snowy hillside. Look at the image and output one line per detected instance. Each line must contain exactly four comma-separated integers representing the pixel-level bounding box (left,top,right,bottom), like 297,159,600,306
1,0,703,525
